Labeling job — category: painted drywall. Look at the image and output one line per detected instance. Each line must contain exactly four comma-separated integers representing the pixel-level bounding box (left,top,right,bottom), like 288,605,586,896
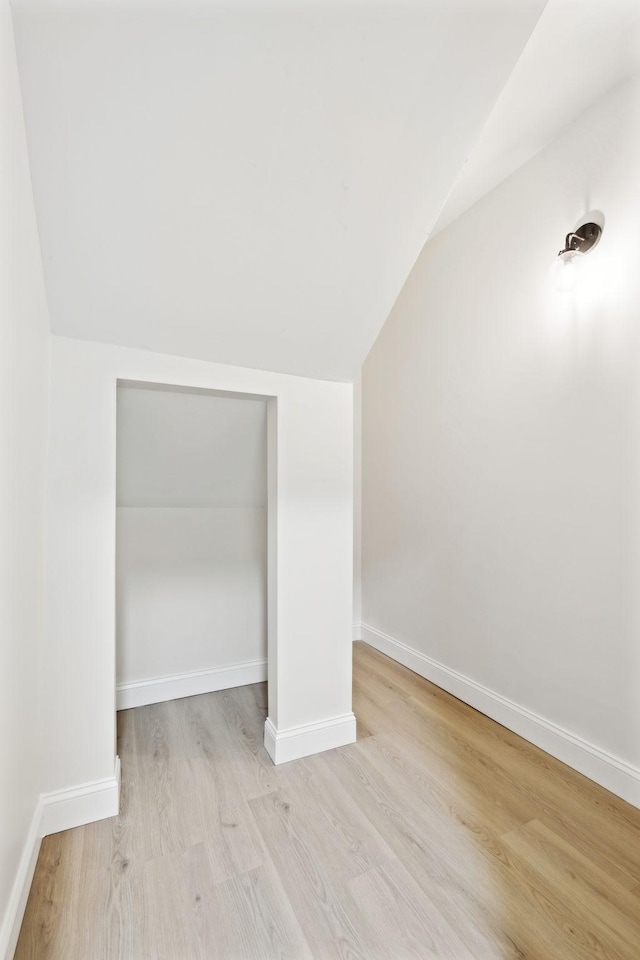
117,508,267,686
45,336,353,792
0,2,50,955
435,0,640,235
361,73,640,781
11,0,544,380
116,386,268,509
116,385,267,690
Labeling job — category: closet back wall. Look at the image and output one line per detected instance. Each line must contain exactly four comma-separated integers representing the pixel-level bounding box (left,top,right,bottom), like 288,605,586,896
116,384,267,707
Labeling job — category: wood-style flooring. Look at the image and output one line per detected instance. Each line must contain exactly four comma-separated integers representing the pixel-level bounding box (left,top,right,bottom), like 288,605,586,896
15,641,640,959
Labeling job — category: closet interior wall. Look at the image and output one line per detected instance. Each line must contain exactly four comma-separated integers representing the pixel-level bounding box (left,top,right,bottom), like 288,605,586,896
116,383,268,707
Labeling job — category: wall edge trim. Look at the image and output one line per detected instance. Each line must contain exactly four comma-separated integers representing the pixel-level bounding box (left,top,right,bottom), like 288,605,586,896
264,713,357,765
116,659,268,710
359,623,640,809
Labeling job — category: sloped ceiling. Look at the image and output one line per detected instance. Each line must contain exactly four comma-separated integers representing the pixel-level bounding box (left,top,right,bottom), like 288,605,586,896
434,0,640,235
11,0,545,381
117,384,267,508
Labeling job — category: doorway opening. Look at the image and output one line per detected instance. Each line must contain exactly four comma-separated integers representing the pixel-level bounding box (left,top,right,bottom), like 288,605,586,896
115,380,270,714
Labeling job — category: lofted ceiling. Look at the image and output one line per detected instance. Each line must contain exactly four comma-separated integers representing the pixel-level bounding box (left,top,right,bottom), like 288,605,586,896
11,0,545,381
117,383,267,508
12,1,639,382
434,0,640,235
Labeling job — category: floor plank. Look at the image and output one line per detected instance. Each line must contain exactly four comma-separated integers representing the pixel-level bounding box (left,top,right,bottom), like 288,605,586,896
14,641,640,959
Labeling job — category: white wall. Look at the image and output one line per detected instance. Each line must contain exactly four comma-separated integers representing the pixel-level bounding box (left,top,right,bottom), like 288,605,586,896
116,385,267,695
117,508,266,684
353,372,362,630
361,72,640,803
0,2,50,956
45,336,354,793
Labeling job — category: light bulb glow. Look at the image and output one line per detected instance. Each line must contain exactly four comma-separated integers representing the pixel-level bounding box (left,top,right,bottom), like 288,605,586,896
551,249,585,293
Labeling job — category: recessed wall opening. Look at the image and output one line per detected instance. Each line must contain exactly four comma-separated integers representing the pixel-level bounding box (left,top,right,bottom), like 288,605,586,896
115,380,270,714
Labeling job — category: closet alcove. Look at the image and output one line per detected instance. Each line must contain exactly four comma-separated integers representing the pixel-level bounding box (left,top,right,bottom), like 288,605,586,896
115,381,268,709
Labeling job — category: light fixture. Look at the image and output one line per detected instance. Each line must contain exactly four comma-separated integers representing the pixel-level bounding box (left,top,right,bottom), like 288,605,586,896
552,221,603,292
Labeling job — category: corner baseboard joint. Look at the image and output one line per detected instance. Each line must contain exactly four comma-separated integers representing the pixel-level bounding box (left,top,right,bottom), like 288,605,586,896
264,713,356,765
40,755,121,837
1,755,120,960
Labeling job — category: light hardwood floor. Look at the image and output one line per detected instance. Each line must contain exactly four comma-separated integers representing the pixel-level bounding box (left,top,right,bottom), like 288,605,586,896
15,641,640,959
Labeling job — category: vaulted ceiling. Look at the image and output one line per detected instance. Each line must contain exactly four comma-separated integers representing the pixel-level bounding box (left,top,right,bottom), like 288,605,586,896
11,1,639,381
434,0,640,235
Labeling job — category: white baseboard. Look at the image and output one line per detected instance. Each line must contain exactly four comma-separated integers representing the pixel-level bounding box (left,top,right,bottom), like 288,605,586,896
352,621,363,641
41,756,121,837
359,624,640,810
116,659,267,710
0,799,43,960
264,713,357,765
1,758,121,958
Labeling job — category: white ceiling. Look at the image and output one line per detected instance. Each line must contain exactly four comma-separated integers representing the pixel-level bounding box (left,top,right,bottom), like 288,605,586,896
13,1,637,381
12,0,545,381
116,383,267,508
434,0,640,235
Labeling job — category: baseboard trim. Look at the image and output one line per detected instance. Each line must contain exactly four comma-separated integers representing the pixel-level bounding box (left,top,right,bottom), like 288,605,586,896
359,623,640,809
0,798,43,960
116,659,268,710
264,713,357,765
352,621,363,642
41,756,121,837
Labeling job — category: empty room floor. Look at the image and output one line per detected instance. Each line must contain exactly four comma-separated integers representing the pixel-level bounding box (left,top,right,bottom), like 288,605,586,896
15,642,640,959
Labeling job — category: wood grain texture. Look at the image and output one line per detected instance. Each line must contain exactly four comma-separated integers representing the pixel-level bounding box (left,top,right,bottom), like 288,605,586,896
15,641,640,959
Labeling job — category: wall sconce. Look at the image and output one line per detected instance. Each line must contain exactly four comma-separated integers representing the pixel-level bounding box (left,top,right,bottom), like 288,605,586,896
552,220,603,292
